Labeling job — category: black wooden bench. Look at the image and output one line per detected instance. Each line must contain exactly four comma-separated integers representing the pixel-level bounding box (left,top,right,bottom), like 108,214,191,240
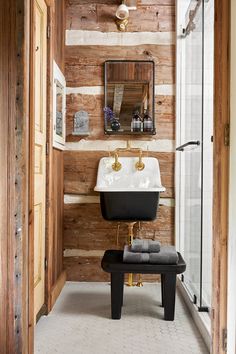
101,249,186,321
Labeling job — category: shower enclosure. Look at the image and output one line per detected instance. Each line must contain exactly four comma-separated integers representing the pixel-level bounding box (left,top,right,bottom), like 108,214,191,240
176,0,214,315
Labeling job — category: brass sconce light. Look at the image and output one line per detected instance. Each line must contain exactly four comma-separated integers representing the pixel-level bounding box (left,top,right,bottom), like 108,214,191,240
115,1,129,32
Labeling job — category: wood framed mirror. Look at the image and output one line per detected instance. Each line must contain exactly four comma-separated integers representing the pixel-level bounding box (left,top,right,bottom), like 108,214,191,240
104,60,156,135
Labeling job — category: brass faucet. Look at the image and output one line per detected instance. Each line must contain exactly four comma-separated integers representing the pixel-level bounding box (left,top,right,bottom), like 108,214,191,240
112,152,122,171
111,142,145,172
135,150,145,171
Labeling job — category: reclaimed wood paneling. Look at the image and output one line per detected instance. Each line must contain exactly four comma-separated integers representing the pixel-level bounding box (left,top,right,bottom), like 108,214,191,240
0,1,10,351
54,0,65,72
64,0,176,282
66,3,175,32
65,93,175,140
65,64,174,87
64,256,110,281
212,0,230,353
0,0,30,352
45,0,66,317
63,203,174,281
64,151,174,198
52,149,64,285
65,45,175,67
64,255,164,282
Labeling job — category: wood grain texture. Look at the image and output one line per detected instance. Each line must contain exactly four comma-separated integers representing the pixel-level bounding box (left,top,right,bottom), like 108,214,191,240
63,203,174,281
44,0,66,317
64,256,162,282
212,0,230,353
65,63,174,87
0,1,10,351
52,149,64,285
50,271,66,309
66,3,175,32
64,0,176,282
65,45,175,67
64,150,174,198
0,0,30,352
53,0,65,72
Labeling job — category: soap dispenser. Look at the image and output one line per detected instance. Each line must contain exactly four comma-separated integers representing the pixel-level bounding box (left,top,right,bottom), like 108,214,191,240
143,111,153,132
131,110,142,132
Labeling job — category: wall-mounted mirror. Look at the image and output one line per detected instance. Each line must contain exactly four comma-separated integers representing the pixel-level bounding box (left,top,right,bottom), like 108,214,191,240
104,60,155,135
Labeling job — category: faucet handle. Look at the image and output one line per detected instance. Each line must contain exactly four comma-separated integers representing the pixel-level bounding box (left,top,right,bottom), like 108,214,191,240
135,151,145,171
112,152,122,171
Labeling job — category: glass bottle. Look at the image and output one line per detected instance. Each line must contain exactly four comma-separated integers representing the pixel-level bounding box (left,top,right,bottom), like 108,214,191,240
143,111,153,132
132,110,142,132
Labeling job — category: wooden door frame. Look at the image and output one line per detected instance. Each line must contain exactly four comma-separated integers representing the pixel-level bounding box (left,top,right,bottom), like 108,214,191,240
212,0,230,353
28,0,55,351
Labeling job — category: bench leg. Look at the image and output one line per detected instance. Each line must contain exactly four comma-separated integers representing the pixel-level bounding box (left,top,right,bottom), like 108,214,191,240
163,273,176,321
161,274,165,307
111,272,124,319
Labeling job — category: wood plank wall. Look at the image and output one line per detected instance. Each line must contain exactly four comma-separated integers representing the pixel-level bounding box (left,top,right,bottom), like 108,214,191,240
46,0,66,311
64,0,176,281
0,0,30,352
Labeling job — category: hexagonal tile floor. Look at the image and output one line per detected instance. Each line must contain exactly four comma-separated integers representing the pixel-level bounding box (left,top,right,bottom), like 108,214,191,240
35,282,209,354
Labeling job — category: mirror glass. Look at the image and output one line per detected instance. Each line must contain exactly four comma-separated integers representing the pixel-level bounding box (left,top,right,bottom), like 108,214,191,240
104,61,156,135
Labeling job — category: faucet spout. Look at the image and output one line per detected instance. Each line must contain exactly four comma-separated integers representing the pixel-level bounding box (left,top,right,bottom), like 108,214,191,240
135,151,145,171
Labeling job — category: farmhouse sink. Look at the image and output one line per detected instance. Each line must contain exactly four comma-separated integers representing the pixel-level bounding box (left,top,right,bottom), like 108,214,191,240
94,157,165,221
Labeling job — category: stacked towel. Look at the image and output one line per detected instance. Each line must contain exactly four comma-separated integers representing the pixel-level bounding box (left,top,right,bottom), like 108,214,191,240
123,244,178,265
130,239,161,253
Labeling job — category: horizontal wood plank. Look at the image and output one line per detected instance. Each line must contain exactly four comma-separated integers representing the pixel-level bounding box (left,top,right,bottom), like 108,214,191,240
65,45,175,67
64,256,110,281
64,255,163,282
66,4,175,32
65,64,175,87
63,150,174,198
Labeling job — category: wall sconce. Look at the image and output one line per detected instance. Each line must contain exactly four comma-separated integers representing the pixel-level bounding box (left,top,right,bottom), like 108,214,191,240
115,2,129,32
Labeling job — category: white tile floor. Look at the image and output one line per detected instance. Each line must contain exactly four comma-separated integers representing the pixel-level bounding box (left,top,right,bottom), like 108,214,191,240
35,282,209,354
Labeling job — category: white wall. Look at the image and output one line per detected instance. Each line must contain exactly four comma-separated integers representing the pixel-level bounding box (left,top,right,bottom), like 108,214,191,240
227,1,236,352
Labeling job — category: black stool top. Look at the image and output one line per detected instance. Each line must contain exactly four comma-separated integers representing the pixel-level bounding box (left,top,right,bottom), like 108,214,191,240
101,250,186,275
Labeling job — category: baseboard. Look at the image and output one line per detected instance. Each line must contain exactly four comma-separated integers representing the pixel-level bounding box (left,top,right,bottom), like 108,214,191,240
177,278,211,352
50,271,67,309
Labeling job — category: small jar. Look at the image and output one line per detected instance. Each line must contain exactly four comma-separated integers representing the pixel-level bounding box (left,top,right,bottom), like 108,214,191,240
143,112,153,132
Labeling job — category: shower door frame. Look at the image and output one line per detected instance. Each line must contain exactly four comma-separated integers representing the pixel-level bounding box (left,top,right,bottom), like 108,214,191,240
176,0,230,353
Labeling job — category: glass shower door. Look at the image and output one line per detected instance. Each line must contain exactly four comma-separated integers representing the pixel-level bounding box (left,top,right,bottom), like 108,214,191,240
177,0,214,312
178,1,204,306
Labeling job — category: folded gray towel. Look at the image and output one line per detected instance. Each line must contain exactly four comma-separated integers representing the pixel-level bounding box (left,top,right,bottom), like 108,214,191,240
123,245,149,263
130,239,161,253
149,246,178,265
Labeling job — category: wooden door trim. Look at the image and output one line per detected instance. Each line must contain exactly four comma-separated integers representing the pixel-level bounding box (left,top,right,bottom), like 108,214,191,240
28,0,35,351
0,0,31,352
28,0,49,350
45,0,55,313
212,0,230,353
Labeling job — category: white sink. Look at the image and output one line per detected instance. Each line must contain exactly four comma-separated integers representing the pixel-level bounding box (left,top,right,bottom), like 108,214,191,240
94,157,165,192
94,157,165,221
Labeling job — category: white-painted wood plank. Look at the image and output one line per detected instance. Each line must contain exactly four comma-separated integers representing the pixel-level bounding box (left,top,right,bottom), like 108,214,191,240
64,249,104,258
64,139,175,152
66,84,175,96
64,194,175,206
66,30,175,46
64,195,100,204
